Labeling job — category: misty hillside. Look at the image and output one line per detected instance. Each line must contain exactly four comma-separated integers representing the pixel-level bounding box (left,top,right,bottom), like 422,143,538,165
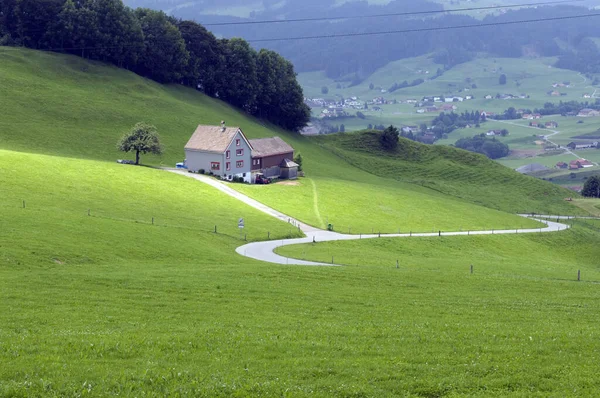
122,0,600,81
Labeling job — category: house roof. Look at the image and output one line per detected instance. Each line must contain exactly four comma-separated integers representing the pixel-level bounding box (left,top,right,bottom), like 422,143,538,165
185,125,251,153
280,158,299,168
249,137,293,158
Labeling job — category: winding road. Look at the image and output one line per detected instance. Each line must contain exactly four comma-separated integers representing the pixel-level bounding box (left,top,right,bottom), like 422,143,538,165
169,169,574,266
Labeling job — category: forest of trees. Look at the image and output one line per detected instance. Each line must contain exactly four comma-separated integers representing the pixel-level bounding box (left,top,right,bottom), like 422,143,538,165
0,0,310,131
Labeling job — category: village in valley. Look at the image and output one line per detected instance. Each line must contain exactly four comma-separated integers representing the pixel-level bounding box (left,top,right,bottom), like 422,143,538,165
300,57,600,193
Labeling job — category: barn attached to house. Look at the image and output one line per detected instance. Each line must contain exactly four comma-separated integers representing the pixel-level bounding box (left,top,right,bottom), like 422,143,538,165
249,137,296,181
184,123,253,183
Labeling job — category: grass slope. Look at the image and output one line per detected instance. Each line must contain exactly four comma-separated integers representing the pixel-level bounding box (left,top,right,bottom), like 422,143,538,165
0,46,566,233
2,48,600,396
312,131,586,215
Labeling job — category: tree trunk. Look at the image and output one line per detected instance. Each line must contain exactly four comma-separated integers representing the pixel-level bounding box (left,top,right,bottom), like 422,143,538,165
135,150,140,165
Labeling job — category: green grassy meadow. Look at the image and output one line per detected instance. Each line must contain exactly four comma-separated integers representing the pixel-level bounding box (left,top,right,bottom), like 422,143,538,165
2,46,600,395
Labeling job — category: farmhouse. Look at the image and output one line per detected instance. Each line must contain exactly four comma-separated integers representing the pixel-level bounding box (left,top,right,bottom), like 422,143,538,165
184,123,298,183
184,123,253,183
568,159,595,169
566,141,599,150
578,109,600,117
556,162,568,169
545,121,558,128
486,129,502,136
249,137,297,180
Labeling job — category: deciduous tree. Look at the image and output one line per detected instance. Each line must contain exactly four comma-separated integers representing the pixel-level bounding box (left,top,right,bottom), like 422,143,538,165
117,122,163,165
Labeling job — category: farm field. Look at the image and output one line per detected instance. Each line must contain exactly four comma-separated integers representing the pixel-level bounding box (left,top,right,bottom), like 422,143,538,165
2,46,599,396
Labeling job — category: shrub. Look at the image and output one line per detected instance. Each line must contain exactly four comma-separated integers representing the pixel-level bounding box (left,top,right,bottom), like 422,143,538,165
199,169,205,174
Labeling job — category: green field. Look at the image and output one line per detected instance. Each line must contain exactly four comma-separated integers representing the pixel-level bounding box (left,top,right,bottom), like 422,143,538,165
2,46,600,395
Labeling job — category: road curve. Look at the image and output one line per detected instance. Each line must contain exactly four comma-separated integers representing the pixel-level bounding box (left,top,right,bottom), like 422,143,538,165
166,170,572,266
236,217,570,266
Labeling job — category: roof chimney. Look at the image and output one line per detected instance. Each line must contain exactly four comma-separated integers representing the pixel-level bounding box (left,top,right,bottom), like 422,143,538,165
221,120,226,132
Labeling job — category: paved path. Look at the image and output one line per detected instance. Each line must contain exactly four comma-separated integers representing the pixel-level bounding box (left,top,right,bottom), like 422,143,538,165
167,169,574,266
168,169,321,232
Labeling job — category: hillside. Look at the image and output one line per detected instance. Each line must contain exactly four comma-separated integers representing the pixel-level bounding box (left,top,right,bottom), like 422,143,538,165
1,47,573,233
311,130,586,214
2,47,600,396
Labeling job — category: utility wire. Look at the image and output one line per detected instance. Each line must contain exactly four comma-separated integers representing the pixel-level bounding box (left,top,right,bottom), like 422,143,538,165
29,10,600,51
248,12,600,43
203,0,585,26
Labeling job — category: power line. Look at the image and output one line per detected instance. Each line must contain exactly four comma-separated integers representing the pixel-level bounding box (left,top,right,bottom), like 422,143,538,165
203,0,585,26
29,10,600,51
248,12,600,43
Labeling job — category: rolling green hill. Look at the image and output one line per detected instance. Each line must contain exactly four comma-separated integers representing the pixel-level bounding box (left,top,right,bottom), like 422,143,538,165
311,130,586,215
2,46,600,396
1,46,573,234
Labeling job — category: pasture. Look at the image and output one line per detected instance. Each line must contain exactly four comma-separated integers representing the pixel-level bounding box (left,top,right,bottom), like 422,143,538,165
1,46,598,396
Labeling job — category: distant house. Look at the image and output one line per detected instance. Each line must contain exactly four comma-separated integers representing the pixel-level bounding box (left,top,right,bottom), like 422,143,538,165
184,123,297,183
184,123,253,182
569,159,595,169
545,121,558,128
556,162,568,169
484,95,493,99
249,137,296,180
426,106,438,113
533,113,542,119
583,93,592,99
567,141,599,150
522,114,532,120
486,129,502,136
530,122,539,127
578,109,600,117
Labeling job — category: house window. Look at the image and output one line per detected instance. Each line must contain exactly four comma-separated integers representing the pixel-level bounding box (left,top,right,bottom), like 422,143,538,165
236,139,241,146
226,150,230,159
236,160,244,168
236,149,244,156
211,162,220,171
253,159,260,166
226,162,231,171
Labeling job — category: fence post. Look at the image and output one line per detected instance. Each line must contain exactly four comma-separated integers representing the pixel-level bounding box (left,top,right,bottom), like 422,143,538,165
152,217,154,225
396,260,399,269
470,264,473,274
578,270,581,281
22,200,25,209
88,209,90,216
331,256,334,264
214,225,217,233
268,231,270,239
439,230,441,237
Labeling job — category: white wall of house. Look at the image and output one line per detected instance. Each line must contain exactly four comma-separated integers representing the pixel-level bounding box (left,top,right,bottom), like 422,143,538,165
185,150,223,174
223,132,252,182
184,131,252,183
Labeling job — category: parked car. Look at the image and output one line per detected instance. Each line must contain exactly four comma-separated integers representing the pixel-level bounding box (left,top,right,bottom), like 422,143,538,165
176,162,187,169
255,173,270,184
117,159,135,165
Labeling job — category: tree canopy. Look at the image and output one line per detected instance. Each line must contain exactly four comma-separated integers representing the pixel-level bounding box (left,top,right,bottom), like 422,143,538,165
455,134,509,159
117,122,163,165
0,0,310,131
582,175,600,198
379,125,399,151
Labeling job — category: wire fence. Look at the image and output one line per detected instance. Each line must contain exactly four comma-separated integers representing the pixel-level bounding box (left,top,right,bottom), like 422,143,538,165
6,200,303,242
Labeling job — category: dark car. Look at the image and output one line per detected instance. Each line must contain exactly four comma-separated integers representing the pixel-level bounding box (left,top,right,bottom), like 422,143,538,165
255,174,270,184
